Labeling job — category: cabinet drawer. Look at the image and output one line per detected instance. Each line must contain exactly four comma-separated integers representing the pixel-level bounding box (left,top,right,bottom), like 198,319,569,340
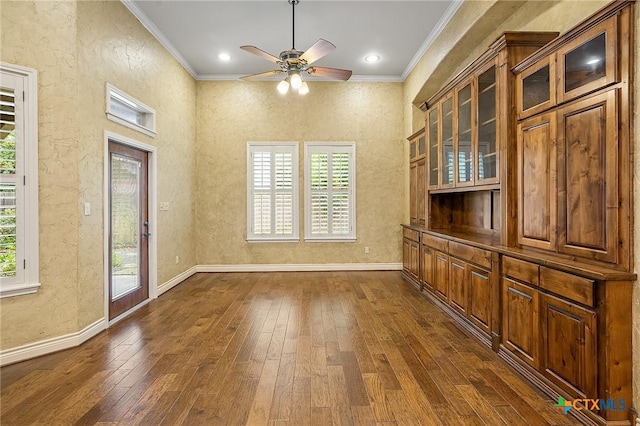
421,233,448,252
539,267,595,307
449,241,492,269
403,228,420,242
503,257,539,286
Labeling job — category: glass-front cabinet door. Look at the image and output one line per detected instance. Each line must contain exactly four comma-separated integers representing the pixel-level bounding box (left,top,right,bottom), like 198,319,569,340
556,18,616,103
456,82,474,186
440,95,454,188
428,106,439,188
476,62,498,184
517,57,555,119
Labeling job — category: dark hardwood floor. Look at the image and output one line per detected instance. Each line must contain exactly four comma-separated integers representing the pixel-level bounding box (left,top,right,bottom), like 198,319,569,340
0,271,579,425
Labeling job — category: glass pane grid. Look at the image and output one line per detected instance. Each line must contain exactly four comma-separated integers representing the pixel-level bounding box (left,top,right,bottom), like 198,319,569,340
111,155,141,300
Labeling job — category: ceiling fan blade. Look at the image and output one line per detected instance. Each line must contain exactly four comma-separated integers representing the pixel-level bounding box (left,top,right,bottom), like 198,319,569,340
299,39,336,65
307,66,352,81
240,45,281,63
239,70,284,80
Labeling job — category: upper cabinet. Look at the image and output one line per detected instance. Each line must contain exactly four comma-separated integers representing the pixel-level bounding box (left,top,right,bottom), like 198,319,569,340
517,12,619,119
423,33,558,241
513,0,633,270
408,128,426,226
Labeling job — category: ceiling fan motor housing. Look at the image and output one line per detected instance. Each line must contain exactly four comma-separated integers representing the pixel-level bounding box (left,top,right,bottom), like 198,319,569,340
279,49,307,71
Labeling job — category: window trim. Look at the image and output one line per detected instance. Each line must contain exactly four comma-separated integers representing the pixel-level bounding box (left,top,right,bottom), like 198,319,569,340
246,142,300,242
0,62,40,298
304,141,356,242
105,83,157,138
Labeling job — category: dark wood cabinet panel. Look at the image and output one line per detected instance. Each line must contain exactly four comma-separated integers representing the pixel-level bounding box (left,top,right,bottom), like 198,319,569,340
557,90,618,263
540,293,597,399
409,162,418,223
409,129,427,227
468,265,492,335
448,258,467,314
434,252,449,301
417,159,426,226
421,245,434,292
517,113,557,251
502,277,539,369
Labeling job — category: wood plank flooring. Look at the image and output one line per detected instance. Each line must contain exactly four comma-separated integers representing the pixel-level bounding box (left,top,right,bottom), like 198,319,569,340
0,271,580,425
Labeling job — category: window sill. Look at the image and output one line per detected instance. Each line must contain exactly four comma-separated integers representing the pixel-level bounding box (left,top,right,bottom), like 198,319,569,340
247,238,300,243
106,112,156,138
0,282,41,299
304,238,357,243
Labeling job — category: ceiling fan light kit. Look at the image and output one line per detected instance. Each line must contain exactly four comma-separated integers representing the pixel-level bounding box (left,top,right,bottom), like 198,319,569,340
239,0,352,95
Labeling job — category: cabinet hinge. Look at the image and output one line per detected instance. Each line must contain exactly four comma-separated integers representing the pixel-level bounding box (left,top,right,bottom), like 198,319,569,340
24,259,26,269
23,175,26,185
23,91,25,101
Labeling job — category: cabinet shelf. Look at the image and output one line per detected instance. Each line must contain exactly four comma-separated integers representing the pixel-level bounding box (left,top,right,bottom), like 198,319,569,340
480,117,497,126
479,83,497,94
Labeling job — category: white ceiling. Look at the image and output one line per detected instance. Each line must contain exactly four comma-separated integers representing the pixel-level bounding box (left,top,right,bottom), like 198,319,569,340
124,0,460,81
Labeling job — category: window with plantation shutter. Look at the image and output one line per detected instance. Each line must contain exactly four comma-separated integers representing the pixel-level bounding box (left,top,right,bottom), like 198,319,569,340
247,142,299,241
0,63,39,298
304,142,356,241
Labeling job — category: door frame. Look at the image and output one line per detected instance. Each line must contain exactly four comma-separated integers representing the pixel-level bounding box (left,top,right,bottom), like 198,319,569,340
103,130,157,325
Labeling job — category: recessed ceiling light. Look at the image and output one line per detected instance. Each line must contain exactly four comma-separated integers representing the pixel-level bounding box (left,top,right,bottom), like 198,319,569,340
218,53,231,61
365,54,380,63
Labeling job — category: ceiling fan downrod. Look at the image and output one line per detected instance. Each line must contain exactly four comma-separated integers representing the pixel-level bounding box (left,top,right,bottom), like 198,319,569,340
289,0,299,50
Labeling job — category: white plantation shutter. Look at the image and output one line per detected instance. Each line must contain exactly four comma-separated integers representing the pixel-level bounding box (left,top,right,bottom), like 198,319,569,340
305,143,356,241
0,63,39,298
247,143,299,241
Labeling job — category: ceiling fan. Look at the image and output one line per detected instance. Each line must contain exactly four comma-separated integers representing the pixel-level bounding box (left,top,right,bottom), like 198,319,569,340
239,0,353,95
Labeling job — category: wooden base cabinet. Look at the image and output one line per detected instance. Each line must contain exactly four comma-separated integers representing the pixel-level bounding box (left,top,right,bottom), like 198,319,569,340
540,293,597,399
500,255,633,424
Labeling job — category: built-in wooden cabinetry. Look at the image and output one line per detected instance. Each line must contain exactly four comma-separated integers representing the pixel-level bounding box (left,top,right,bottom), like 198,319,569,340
402,2,635,425
408,129,426,226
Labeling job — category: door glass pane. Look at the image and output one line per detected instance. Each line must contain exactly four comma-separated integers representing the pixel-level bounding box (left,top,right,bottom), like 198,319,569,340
478,65,497,180
441,98,454,185
457,84,472,183
522,65,550,111
428,108,439,185
111,154,141,300
564,32,606,93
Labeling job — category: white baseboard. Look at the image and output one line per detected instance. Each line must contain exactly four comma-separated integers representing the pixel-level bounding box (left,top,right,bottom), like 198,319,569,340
158,265,198,296
0,318,106,367
197,262,403,272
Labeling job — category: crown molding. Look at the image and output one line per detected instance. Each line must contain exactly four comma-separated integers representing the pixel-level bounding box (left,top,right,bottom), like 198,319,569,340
120,0,198,79
401,0,464,80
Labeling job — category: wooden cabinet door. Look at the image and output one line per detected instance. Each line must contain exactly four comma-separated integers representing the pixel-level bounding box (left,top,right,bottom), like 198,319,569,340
434,252,449,301
468,265,492,335
421,245,435,292
402,239,410,273
427,107,440,189
475,60,498,184
502,277,539,369
557,90,617,264
556,17,617,103
540,293,597,399
409,241,420,279
516,56,556,119
448,258,467,315
416,159,426,226
517,112,557,251
409,161,418,224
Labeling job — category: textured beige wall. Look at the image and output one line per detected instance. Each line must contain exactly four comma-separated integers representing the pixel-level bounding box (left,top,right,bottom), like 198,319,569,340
1,1,81,348
196,81,404,265
403,0,637,411
0,0,197,349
